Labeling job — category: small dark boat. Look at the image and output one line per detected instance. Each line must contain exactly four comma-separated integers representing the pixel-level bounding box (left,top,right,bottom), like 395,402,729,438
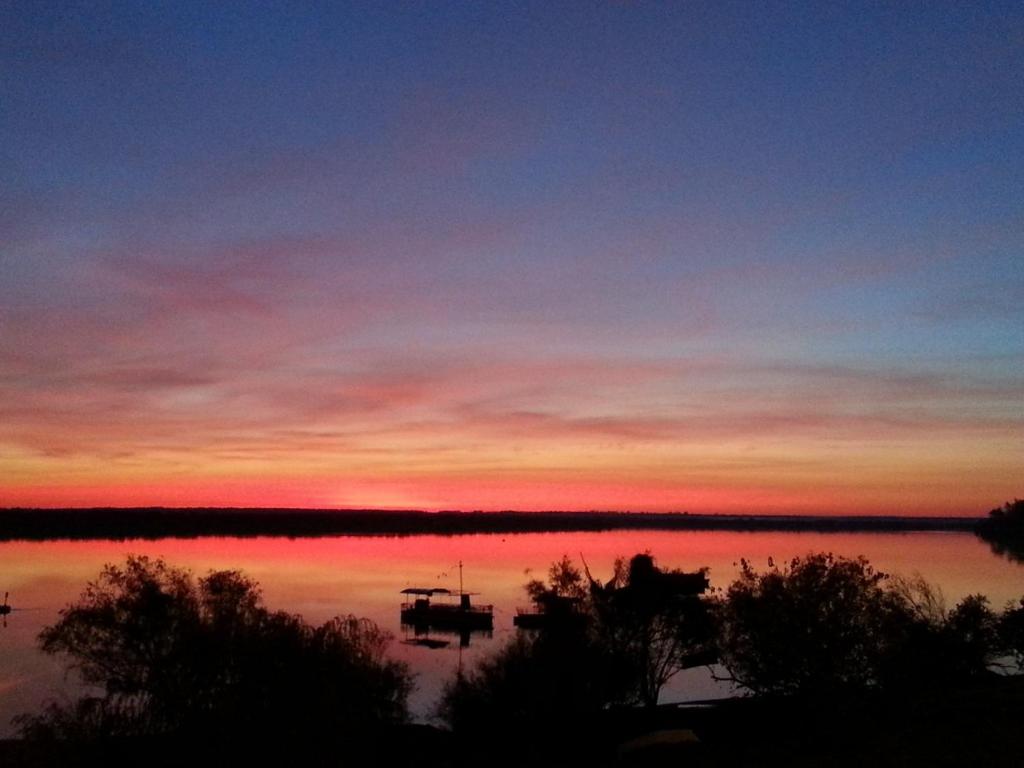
512,608,546,630
400,588,494,631
402,637,451,650
513,594,585,630
0,593,10,616
400,562,493,632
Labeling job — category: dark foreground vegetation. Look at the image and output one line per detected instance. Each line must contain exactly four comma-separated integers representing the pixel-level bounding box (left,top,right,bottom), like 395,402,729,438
0,507,980,540
10,557,413,764
442,552,1024,766
4,549,1023,767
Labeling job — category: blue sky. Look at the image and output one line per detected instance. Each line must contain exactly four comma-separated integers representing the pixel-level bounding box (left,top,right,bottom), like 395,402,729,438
1,2,1022,512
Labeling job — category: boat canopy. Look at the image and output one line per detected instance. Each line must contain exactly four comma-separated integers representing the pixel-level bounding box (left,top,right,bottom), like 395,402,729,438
400,587,452,596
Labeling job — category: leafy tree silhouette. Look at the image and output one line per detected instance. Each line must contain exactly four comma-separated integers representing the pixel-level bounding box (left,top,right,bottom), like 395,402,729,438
587,553,713,707
16,556,412,746
715,553,1007,697
716,553,903,695
1002,597,1024,669
878,576,1002,689
441,550,715,758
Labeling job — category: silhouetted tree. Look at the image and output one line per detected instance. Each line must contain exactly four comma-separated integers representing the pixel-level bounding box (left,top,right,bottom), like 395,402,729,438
716,554,1007,697
440,552,715,751
525,554,589,603
441,554,609,751
16,556,412,745
944,595,1002,676
439,628,609,752
522,554,590,631
879,576,1002,689
587,553,713,708
440,565,606,757
976,499,1024,564
715,553,898,695
987,499,1024,524
1001,597,1024,668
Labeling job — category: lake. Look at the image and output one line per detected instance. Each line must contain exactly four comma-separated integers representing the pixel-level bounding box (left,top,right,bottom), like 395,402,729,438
1,529,1020,737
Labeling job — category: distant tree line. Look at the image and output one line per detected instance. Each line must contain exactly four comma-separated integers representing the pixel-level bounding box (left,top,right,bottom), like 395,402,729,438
0,507,980,541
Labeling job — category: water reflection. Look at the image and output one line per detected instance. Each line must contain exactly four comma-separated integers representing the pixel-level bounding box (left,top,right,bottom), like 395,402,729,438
401,624,492,649
399,575,494,648
1,529,1021,737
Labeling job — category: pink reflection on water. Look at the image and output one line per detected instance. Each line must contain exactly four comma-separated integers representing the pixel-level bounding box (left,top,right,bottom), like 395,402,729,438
0,530,1020,736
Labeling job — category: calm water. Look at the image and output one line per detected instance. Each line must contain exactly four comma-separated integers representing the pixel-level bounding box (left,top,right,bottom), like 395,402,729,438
1,530,1020,737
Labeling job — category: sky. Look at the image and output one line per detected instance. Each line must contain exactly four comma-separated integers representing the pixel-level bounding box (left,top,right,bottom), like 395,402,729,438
1,1,1022,515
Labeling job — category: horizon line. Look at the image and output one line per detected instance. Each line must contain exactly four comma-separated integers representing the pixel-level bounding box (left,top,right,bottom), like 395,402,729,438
0,506,986,521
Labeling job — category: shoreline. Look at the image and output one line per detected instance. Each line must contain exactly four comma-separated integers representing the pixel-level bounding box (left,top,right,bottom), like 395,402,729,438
0,508,982,542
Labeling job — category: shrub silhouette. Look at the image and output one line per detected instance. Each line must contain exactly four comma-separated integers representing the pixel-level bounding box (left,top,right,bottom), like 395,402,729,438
715,553,1006,697
715,553,894,696
524,554,590,620
16,556,412,744
878,577,1002,689
439,628,608,752
440,554,609,750
1002,597,1024,668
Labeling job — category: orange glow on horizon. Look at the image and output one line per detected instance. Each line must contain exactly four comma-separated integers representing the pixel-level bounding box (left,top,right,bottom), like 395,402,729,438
1,464,1014,517
3,339,1019,517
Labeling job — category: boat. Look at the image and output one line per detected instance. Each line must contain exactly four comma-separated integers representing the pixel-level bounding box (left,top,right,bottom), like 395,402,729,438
513,594,585,629
400,562,493,632
401,636,451,650
400,588,493,631
0,593,10,616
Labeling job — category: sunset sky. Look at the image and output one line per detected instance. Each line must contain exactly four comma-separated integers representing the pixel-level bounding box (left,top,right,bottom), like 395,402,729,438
2,2,1022,514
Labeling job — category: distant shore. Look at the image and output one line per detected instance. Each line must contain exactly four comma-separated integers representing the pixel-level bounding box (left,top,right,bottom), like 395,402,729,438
0,508,981,541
